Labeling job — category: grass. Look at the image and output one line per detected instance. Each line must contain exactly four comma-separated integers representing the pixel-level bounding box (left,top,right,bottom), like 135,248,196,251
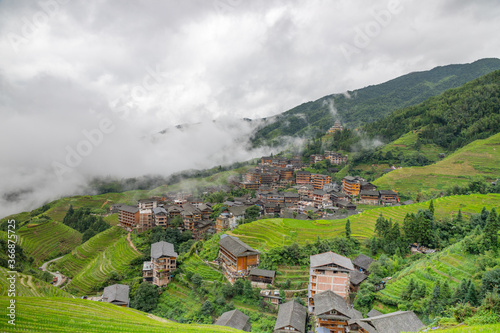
229,194,500,251
0,267,73,298
425,324,500,332
17,220,82,265
52,226,127,278
181,254,226,282
374,132,500,196
375,242,478,308
0,297,240,332
381,130,447,162
65,236,141,295
274,265,309,289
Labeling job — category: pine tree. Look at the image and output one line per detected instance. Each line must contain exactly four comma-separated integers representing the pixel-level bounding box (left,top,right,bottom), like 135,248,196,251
465,282,478,306
483,208,499,250
345,219,351,239
429,200,435,216
370,237,378,256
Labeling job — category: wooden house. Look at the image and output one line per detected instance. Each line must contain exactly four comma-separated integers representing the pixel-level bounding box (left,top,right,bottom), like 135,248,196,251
313,290,361,333
352,254,374,275
274,300,307,333
150,241,177,287
218,235,259,283
248,268,276,285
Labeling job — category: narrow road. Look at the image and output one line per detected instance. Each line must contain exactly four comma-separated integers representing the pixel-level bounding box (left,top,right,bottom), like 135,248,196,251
40,256,66,287
127,232,141,255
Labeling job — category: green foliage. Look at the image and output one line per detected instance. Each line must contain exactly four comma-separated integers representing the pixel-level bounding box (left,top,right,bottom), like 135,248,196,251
131,282,159,312
252,58,500,146
63,206,111,242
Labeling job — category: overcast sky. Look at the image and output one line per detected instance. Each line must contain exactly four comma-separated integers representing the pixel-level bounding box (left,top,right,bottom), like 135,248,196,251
1,0,500,217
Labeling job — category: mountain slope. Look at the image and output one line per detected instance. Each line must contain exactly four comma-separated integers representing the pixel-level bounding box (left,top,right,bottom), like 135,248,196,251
229,194,500,250
373,132,500,196
0,297,240,332
251,58,500,146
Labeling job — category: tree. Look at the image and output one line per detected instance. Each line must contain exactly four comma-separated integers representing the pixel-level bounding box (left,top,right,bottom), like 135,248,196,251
201,300,214,316
171,215,183,228
345,219,351,239
245,205,261,222
465,282,479,306
481,268,500,294
429,200,435,216
130,282,159,312
483,208,499,250
191,273,203,289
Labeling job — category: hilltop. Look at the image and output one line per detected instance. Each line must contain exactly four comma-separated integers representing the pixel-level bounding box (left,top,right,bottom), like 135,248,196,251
374,132,500,196
251,58,500,146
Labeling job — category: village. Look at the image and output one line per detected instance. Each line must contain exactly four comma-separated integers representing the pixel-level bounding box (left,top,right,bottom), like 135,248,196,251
89,123,428,333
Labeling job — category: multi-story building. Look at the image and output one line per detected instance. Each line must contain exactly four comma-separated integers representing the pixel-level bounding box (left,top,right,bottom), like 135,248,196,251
312,190,331,208
324,151,348,165
327,120,343,134
379,190,399,205
152,207,169,227
359,190,380,205
138,208,152,232
278,168,294,183
216,212,236,233
312,290,361,333
341,176,365,196
142,261,153,282
218,235,260,283
296,171,311,185
137,198,158,209
118,205,139,230
310,154,325,164
311,174,332,190
308,251,354,312
149,241,177,287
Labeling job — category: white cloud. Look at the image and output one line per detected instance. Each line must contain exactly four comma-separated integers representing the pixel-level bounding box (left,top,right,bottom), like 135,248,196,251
1,0,500,217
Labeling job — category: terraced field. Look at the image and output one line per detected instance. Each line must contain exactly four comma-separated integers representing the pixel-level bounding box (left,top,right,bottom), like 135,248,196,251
0,297,239,332
375,241,480,309
52,226,126,278
17,220,82,265
230,194,500,251
430,324,500,332
374,132,500,196
274,265,309,289
181,254,225,282
66,237,141,295
0,267,73,298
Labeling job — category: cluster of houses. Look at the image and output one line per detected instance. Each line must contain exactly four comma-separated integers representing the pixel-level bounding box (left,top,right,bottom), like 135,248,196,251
213,235,423,333
98,232,423,333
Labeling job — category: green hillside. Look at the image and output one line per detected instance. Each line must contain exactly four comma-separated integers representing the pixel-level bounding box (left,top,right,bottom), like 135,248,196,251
65,237,141,295
17,220,82,265
0,297,239,332
429,324,500,332
251,58,500,146
374,132,500,196
52,226,127,279
375,241,481,309
229,194,500,251
0,267,73,298
364,69,500,152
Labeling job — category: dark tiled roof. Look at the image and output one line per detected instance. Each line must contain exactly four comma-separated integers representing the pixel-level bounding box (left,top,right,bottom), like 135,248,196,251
379,190,397,195
214,309,250,331
102,284,129,305
310,251,354,270
274,300,307,333
353,254,374,271
359,190,379,196
367,309,383,317
152,207,167,215
312,190,327,195
151,241,178,259
313,290,350,317
249,268,275,278
359,311,424,333
119,205,139,214
350,270,368,285
219,235,259,257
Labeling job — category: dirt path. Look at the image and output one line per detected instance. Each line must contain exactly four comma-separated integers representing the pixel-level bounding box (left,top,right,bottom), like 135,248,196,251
127,232,141,255
41,256,66,287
